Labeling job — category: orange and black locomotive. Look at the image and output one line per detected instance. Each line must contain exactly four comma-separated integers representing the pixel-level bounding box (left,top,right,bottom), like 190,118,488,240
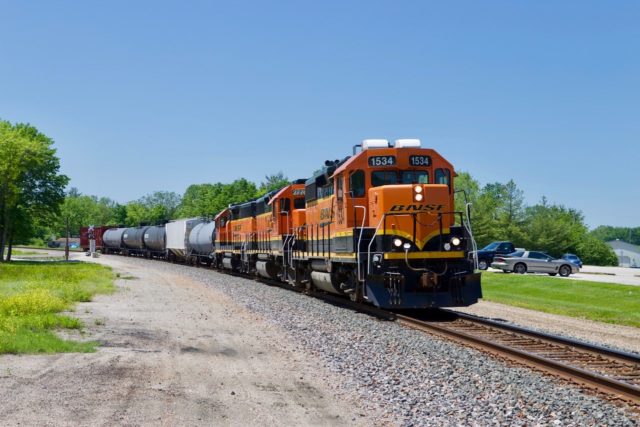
211,139,481,309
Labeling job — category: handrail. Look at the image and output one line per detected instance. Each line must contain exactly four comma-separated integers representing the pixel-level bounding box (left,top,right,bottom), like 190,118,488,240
464,202,479,270
366,214,386,275
366,213,414,275
354,205,367,283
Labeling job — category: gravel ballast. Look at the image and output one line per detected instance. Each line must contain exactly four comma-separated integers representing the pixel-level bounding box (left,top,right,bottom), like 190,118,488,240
117,258,639,426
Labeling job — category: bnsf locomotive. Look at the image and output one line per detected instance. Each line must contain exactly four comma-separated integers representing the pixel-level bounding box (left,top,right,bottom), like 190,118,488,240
94,139,481,309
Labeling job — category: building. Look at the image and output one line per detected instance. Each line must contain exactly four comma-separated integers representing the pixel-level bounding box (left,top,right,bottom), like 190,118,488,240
607,240,640,268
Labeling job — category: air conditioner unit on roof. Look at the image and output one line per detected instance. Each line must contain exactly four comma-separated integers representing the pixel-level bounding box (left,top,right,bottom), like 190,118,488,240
362,139,390,150
395,139,421,148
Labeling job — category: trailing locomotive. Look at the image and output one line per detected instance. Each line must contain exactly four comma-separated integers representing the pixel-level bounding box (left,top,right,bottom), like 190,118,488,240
88,139,482,309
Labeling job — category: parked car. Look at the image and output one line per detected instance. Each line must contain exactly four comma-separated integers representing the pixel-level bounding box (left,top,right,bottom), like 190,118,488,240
561,253,583,268
491,250,579,277
474,241,516,270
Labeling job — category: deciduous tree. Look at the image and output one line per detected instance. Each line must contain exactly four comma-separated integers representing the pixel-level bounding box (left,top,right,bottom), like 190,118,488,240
0,120,68,261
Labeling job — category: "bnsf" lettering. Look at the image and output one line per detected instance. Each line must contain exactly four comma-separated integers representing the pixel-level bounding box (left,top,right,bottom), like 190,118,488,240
320,207,332,220
389,204,445,212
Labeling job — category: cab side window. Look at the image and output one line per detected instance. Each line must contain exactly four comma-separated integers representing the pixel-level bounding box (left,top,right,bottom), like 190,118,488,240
350,170,365,197
435,169,451,192
293,197,305,210
280,198,291,213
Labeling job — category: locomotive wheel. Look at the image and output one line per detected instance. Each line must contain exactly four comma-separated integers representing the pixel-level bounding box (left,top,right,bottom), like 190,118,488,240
347,273,362,302
514,263,527,274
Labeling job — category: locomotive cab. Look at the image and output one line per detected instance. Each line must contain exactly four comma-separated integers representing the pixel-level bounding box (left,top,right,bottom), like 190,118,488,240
304,139,482,309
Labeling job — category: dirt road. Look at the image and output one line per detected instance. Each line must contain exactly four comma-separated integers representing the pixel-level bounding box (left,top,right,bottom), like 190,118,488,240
0,255,368,426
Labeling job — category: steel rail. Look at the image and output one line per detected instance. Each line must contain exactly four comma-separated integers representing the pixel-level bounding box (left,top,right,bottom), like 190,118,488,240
396,314,640,405
447,310,640,364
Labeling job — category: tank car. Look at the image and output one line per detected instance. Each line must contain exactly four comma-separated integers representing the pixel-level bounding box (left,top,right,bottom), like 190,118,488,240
102,228,127,254
122,226,150,256
143,225,166,258
188,221,216,265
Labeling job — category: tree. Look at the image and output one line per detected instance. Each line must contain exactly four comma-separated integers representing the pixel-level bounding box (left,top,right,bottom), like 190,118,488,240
590,226,640,246
259,172,289,195
494,180,526,243
139,191,181,220
221,178,259,206
0,120,68,261
575,234,618,266
175,183,227,218
453,171,480,214
176,179,260,219
520,198,587,257
56,189,119,237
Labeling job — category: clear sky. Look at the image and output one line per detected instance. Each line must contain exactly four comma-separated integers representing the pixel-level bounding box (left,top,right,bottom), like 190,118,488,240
0,1,638,228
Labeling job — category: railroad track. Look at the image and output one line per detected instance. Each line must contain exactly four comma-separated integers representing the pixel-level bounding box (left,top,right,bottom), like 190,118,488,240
136,257,640,406
397,311,640,405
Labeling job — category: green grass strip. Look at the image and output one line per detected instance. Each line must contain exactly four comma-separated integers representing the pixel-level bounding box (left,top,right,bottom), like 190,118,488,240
481,272,640,327
0,261,114,354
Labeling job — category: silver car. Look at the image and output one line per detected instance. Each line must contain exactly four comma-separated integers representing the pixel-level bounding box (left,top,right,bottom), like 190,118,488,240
491,250,580,277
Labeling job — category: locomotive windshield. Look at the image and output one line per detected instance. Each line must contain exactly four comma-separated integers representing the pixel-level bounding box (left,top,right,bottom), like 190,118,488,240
371,170,430,187
401,170,429,184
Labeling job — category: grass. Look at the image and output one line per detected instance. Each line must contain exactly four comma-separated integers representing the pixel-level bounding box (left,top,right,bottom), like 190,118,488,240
481,272,640,328
0,261,115,354
3,249,41,256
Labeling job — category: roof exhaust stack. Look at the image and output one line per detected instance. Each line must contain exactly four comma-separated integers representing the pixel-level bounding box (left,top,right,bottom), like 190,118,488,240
395,139,421,148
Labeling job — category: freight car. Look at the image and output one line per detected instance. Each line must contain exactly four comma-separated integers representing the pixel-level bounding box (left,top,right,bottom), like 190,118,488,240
80,226,112,252
89,138,482,310
102,228,127,254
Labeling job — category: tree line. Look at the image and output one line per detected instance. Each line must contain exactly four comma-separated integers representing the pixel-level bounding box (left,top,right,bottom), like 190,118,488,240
0,118,626,265
454,172,618,265
46,173,290,244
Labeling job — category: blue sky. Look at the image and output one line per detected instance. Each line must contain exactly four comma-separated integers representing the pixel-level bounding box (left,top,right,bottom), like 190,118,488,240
0,1,638,227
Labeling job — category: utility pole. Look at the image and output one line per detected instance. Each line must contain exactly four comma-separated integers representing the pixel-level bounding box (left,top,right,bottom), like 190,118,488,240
65,216,69,261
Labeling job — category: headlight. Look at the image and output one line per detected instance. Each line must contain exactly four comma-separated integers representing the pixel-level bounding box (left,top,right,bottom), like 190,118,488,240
393,238,403,247
414,193,424,202
414,186,423,194
451,237,461,247
403,243,411,250
444,243,451,251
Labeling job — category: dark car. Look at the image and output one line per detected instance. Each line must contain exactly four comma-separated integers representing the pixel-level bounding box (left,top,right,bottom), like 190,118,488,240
562,253,583,268
474,241,516,270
